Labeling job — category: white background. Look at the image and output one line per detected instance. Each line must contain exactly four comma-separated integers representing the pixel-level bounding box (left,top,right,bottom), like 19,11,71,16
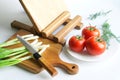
0,0,120,80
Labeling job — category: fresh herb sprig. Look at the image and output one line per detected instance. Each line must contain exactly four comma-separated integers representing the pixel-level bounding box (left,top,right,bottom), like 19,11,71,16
88,10,112,20
101,21,120,48
88,10,120,48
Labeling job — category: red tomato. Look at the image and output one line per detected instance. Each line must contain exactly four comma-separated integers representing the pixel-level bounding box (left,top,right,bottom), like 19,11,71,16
82,26,100,40
69,35,85,53
85,36,106,56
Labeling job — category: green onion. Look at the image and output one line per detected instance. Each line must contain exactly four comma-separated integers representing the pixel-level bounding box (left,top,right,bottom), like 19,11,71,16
0,39,19,48
0,50,31,67
0,56,31,68
3,49,27,58
0,47,25,59
0,34,49,68
0,34,39,48
0,47,8,53
0,59,22,67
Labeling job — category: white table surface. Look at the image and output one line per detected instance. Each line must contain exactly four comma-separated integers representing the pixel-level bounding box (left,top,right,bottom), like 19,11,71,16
0,0,120,80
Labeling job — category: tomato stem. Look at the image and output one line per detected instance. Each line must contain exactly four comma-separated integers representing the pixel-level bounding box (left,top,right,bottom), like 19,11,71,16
76,35,82,40
88,27,95,31
96,37,103,42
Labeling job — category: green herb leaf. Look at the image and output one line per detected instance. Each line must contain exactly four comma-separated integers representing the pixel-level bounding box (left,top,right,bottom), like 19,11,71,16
88,10,112,20
101,21,120,48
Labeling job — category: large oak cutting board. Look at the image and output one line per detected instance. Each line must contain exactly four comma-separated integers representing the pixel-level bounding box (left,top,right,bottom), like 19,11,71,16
7,29,79,75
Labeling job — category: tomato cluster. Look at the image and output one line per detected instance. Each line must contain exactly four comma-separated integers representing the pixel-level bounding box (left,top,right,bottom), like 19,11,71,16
69,26,106,56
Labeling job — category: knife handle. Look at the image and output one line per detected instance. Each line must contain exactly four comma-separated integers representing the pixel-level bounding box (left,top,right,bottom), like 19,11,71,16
38,57,58,76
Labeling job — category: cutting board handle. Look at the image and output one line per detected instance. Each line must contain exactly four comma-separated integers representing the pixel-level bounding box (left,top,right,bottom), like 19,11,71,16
55,60,79,74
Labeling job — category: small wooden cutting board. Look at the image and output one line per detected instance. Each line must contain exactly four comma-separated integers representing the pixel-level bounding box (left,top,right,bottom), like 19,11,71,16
6,29,79,75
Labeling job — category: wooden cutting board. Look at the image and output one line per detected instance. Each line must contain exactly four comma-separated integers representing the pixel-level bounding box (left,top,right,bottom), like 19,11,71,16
7,29,79,75
19,0,68,32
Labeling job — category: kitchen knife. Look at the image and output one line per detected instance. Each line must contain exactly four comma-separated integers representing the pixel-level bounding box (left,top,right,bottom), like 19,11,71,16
17,35,57,76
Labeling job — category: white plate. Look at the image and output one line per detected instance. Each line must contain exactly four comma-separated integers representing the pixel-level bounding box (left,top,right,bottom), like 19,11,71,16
66,38,120,62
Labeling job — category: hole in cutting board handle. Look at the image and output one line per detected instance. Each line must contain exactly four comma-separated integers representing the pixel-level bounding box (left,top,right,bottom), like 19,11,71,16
57,61,79,75
72,66,76,69
68,64,79,74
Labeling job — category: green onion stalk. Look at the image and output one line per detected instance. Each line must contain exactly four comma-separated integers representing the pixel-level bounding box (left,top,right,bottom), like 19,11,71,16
0,56,31,68
0,34,38,68
0,46,31,67
0,38,19,48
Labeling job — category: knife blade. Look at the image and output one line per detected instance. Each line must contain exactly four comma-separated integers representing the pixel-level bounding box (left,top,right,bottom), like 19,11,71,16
17,35,57,76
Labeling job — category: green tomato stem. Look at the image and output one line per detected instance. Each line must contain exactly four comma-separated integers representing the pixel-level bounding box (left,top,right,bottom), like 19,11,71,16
76,35,83,40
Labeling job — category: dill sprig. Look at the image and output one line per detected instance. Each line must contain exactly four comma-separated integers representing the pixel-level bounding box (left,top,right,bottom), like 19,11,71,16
101,21,120,48
88,10,120,48
88,10,112,20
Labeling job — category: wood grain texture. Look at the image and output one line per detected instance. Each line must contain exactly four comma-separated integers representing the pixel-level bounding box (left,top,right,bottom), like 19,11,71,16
19,0,68,32
41,11,70,38
54,15,82,43
38,57,58,76
6,30,79,75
